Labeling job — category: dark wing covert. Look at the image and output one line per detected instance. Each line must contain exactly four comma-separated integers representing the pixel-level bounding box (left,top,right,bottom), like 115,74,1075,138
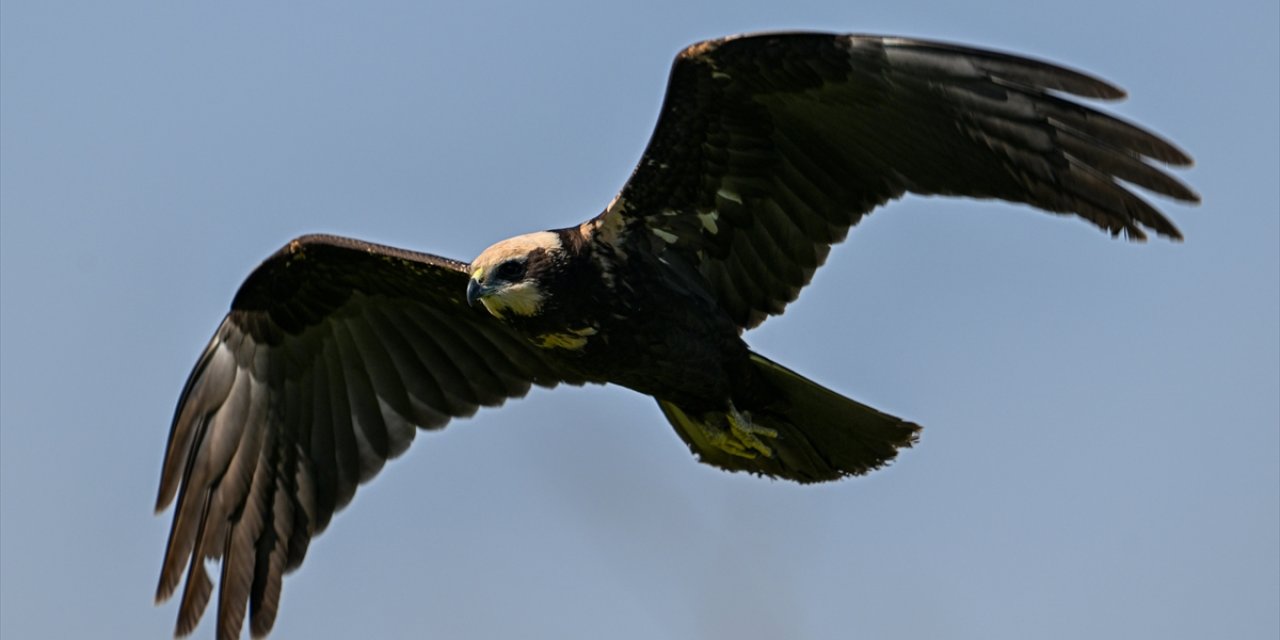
155,234,577,640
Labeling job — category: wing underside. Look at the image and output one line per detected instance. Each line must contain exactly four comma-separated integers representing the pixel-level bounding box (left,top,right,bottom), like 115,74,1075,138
596,33,1198,329
156,235,576,639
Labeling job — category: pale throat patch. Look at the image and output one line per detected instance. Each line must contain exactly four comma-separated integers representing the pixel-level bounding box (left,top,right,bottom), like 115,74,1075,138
479,281,545,319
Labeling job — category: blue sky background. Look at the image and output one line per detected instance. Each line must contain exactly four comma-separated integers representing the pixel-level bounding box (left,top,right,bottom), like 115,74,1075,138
2,1,1277,639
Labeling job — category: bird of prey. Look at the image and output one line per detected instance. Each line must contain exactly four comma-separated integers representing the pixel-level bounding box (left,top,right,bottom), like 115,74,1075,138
155,32,1198,639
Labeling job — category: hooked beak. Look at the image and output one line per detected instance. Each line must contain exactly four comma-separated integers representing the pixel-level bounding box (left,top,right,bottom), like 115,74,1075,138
466,277,486,308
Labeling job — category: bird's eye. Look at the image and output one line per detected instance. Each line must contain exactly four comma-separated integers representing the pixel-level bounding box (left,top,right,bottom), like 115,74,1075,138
494,260,526,281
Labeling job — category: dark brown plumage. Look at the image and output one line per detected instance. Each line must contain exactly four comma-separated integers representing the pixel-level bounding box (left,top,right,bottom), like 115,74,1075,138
156,32,1197,639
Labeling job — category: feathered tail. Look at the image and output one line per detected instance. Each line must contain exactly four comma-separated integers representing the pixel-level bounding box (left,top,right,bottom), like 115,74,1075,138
659,353,921,483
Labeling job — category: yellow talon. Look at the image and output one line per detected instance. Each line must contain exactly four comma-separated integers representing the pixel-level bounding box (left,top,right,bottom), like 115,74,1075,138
675,403,779,460
726,406,777,458
710,432,757,459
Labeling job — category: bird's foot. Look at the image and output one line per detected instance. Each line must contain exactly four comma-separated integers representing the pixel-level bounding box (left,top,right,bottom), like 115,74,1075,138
707,405,777,460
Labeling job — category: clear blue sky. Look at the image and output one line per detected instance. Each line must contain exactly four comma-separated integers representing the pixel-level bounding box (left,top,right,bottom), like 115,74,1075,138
2,1,1276,639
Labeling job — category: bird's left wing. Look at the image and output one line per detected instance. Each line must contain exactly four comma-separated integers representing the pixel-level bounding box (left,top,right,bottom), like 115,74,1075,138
155,234,579,640
591,32,1199,330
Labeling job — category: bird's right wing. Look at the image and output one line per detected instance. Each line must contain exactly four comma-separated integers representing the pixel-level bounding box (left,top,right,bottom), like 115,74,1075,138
593,33,1200,330
154,234,580,640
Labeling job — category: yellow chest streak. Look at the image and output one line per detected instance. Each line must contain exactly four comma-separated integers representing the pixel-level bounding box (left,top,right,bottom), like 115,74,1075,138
533,326,597,350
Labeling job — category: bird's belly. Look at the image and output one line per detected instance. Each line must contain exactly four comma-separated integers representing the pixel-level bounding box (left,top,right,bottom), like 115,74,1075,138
541,312,749,410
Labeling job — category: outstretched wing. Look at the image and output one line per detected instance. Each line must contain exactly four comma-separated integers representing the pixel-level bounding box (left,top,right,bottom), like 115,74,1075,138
594,32,1200,329
155,235,579,640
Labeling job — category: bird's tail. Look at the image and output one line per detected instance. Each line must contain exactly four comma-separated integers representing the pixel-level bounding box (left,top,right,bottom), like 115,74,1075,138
658,352,921,483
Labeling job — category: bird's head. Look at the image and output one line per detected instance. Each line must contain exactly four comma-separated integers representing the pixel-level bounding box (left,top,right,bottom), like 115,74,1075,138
467,231,564,320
